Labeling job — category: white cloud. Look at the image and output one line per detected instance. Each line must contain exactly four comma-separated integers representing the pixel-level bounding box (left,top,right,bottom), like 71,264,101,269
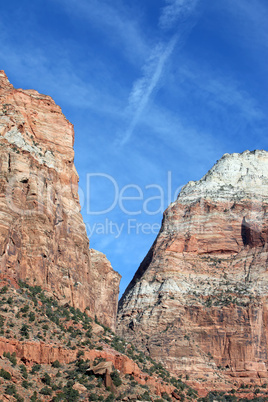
179,62,266,121
50,0,149,65
117,35,178,146
116,0,200,146
159,0,199,30
0,36,125,119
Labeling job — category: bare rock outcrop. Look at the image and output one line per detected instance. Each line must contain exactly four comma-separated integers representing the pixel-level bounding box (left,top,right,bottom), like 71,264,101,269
117,150,268,389
0,70,120,329
0,337,175,396
90,249,121,331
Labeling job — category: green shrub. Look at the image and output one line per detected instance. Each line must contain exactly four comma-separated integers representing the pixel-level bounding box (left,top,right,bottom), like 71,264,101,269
89,394,98,401
104,394,115,402
0,285,8,293
85,329,92,338
10,351,17,366
29,285,42,296
52,360,61,368
20,324,29,337
52,393,65,401
62,384,79,401
141,391,151,401
75,359,90,374
30,364,41,374
42,372,51,385
5,384,17,395
19,364,28,379
20,304,30,313
111,337,125,354
77,350,84,358
0,316,5,327
28,311,35,322
22,380,31,389
40,386,52,395
0,368,11,380
30,391,38,401
111,370,122,387
3,351,17,366
162,392,171,401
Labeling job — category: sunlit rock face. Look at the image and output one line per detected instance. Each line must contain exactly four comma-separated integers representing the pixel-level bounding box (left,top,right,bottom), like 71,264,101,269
117,150,268,389
0,70,120,330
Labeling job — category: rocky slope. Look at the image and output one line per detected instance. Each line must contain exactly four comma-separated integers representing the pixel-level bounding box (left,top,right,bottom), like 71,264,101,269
0,70,120,330
0,279,197,401
117,150,268,392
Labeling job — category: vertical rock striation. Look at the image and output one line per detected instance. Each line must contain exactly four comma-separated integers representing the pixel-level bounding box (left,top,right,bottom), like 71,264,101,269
90,249,121,331
0,70,120,330
117,150,268,388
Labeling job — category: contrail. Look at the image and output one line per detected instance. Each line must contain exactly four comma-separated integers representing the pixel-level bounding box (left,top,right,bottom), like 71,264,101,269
117,0,199,146
120,35,178,146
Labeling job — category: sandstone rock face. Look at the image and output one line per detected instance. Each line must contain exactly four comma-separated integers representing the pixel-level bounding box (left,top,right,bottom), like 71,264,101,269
0,70,120,329
0,337,174,396
90,249,121,331
117,150,268,389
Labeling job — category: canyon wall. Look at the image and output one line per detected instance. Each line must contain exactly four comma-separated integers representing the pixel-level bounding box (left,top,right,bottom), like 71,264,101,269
117,150,268,389
0,71,120,330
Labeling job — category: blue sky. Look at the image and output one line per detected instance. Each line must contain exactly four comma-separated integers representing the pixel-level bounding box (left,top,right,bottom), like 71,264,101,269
1,0,267,296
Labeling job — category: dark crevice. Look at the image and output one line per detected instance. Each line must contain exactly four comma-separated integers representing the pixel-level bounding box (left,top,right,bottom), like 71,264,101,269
241,217,266,248
241,217,250,246
8,153,11,173
20,178,28,184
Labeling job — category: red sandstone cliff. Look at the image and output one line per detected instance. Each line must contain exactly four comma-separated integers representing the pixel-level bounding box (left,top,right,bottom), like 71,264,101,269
117,150,268,390
0,336,175,397
0,70,120,330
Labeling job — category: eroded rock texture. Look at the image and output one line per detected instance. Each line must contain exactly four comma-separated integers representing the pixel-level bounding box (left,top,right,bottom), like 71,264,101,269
0,71,120,330
0,336,175,396
117,150,268,389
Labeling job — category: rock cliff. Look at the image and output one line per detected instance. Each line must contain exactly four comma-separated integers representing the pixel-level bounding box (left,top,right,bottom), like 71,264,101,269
0,281,196,400
117,150,268,390
0,70,120,330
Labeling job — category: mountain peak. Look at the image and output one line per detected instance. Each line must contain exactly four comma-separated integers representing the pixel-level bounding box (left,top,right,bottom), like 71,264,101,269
178,149,268,205
118,149,268,392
